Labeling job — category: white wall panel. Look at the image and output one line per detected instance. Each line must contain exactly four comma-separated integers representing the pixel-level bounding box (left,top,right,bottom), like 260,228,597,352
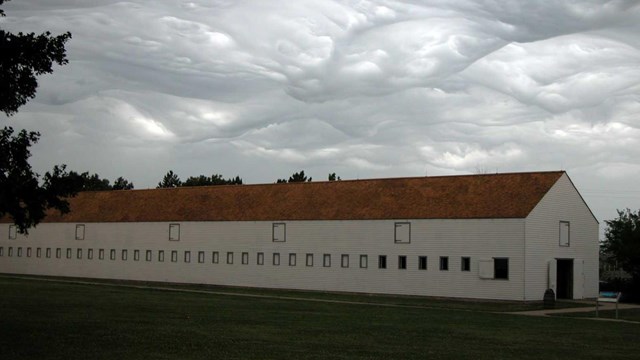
0,218,525,300
524,174,599,300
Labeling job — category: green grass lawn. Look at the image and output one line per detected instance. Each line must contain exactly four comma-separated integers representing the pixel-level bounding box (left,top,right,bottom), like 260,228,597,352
0,277,638,360
553,308,640,322
8,274,583,312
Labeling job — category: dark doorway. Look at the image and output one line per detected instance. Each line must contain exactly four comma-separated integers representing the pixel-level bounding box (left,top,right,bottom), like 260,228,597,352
556,259,573,299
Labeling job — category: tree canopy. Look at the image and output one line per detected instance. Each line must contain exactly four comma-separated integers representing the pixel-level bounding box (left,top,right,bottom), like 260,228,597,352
1,1,76,233
602,208,640,283
60,171,133,191
69,172,111,191
183,174,242,187
0,128,80,233
112,176,134,190
328,173,341,181
277,170,312,183
157,170,182,188
159,171,242,188
0,0,72,116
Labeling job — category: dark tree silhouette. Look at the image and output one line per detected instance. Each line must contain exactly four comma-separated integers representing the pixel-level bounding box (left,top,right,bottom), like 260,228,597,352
0,128,81,233
62,172,134,191
66,172,111,191
289,170,311,182
602,209,640,283
183,174,243,186
157,170,182,188
277,170,312,183
0,1,72,116
183,175,211,187
328,173,341,181
112,176,134,190
228,175,243,185
0,1,76,233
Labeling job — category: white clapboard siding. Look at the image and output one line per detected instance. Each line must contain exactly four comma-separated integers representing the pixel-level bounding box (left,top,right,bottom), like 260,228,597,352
0,218,525,300
524,174,599,300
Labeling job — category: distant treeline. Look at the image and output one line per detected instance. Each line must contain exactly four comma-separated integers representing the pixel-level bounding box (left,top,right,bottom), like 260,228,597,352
68,170,342,191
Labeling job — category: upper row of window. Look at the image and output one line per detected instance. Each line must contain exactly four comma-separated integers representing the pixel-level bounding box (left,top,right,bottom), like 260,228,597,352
6,221,570,247
5,223,412,243
274,222,412,243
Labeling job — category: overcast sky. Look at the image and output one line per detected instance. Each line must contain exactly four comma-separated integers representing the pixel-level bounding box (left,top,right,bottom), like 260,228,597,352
2,0,639,229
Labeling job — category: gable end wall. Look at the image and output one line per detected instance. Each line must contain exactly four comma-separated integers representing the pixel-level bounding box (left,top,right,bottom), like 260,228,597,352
524,174,599,300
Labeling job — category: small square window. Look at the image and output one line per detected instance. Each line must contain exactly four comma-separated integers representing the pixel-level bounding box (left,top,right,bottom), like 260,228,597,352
184,251,191,263
171,250,178,262
461,257,471,272
360,255,368,268
198,251,205,263
323,254,331,267
559,221,570,247
27,247,32,257
110,249,116,261
341,254,349,268
418,256,427,270
257,252,264,265
76,248,82,259
87,249,93,260
158,250,165,262
37,248,42,258
169,224,180,241
378,255,387,269
8,225,17,240
439,256,449,271
121,249,127,261
66,248,72,259
494,258,509,279
306,253,313,267
98,249,104,260
134,250,140,261
75,224,85,240
272,223,286,242
273,253,280,266
226,251,233,264
212,251,219,264
289,253,296,266
146,250,152,262
56,248,62,259
398,255,407,269
17,247,23,257
8,247,13,257
242,252,249,265
394,222,411,243
0,247,3,256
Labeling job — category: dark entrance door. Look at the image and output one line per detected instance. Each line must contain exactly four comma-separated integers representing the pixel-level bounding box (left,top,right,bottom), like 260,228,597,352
556,259,573,299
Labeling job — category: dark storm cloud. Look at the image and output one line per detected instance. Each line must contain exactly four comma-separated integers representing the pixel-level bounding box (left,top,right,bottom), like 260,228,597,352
1,0,639,224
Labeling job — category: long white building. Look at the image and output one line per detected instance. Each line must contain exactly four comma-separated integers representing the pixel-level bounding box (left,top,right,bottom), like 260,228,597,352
0,171,598,301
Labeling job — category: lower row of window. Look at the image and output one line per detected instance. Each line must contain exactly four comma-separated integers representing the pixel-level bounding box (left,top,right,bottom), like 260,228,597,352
0,246,509,278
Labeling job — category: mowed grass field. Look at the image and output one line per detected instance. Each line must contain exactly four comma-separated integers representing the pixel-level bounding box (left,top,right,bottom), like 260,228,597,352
553,309,640,322
0,277,638,360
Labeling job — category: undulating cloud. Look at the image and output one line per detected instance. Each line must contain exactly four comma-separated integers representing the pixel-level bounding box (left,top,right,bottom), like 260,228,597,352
1,0,639,224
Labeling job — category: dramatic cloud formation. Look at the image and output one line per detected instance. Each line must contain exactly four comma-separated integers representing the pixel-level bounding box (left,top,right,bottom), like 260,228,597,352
2,0,639,225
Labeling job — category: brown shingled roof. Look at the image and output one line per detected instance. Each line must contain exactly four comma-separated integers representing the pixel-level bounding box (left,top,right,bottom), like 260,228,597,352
2,171,565,223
